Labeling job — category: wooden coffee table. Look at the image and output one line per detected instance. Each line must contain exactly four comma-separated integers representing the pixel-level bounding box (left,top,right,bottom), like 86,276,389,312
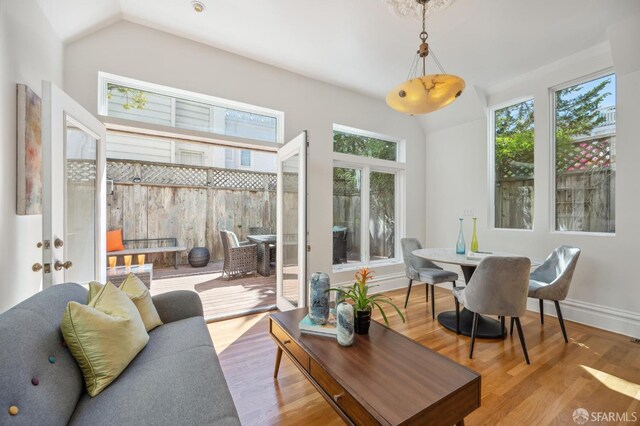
270,308,481,425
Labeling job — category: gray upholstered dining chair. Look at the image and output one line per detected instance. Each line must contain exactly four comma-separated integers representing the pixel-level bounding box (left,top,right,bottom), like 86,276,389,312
400,238,459,319
453,256,532,364
524,245,581,343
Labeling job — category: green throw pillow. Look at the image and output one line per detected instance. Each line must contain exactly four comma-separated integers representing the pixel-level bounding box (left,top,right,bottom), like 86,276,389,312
87,275,162,332
61,282,149,397
119,274,163,332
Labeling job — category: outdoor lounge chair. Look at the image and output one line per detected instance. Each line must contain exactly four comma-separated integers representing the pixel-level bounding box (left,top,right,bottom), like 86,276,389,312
220,230,258,279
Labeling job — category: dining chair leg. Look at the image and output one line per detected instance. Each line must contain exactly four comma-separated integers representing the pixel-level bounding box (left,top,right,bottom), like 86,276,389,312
514,317,530,365
425,282,429,303
539,299,544,324
469,312,479,359
404,279,413,309
554,301,569,343
510,317,514,336
500,316,506,338
430,284,435,319
454,297,461,334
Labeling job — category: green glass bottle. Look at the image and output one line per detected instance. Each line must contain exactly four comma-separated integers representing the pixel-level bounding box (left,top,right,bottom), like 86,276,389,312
471,217,479,252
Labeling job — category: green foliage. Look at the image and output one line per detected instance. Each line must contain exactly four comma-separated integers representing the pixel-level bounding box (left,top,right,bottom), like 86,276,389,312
495,100,534,179
107,83,148,110
333,131,396,161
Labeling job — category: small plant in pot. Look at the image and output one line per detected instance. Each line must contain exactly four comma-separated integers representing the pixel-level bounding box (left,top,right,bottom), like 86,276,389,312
329,268,405,334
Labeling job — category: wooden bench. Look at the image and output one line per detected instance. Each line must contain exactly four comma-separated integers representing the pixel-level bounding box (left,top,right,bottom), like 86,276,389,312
108,238,186,269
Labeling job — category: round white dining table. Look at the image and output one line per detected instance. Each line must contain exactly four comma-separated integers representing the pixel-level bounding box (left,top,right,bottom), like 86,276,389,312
412,248,541,339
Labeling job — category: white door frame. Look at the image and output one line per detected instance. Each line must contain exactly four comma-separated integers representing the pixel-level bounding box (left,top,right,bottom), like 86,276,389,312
42,81,106,287
276,131,307,311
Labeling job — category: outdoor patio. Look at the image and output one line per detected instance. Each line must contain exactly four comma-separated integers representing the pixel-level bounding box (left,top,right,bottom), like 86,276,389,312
150,261,276,322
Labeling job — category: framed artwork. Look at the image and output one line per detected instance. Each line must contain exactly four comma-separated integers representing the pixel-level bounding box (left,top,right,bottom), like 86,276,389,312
16,84,42,215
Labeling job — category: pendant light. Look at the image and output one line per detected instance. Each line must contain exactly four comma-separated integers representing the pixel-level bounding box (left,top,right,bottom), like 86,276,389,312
386,0,464,115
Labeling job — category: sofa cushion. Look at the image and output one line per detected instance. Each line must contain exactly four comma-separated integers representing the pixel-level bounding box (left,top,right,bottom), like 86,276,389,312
61,282,149,397
68,317,240,426
119,274,163,332
0,284,87,426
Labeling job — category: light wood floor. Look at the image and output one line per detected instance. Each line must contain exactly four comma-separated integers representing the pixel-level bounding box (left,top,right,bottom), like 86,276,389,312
208,285,640,425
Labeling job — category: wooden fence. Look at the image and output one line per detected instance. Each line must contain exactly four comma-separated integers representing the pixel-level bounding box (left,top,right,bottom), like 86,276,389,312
106,160,278,266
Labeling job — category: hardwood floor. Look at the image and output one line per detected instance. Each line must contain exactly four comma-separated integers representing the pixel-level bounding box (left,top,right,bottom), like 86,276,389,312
207,285,640,425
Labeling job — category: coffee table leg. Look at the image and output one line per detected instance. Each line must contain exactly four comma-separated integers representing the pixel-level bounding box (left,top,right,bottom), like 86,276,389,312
456,419,465,426
274,346,283,378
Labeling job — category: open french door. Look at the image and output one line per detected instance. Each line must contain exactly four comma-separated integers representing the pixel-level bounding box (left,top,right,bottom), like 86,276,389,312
42,81,107,288
276,132,308,311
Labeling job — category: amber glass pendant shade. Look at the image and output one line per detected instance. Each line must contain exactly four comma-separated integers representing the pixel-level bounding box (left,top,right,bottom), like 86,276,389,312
386,74,465,115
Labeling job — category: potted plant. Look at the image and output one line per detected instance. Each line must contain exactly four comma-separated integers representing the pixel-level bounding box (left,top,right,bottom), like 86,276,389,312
329,268,405,334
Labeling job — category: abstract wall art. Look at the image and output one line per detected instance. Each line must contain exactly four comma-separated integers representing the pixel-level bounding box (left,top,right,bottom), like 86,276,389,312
16,84,42,215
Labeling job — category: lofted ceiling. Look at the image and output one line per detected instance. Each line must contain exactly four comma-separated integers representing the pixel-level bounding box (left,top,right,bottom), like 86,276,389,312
38,0,640,127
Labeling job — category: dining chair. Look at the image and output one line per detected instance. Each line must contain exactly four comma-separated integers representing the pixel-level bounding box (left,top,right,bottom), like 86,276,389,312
518,245,581,343
452,256,532,364
400,238,459,318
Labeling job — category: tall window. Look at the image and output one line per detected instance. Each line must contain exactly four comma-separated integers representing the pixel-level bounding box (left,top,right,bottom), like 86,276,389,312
554,74,616,233
99,72,283,143
332,126,403,269
493,99,534,229
240,150,252,167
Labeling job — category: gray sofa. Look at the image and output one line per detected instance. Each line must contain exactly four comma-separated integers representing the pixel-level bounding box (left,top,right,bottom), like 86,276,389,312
0,283,240,425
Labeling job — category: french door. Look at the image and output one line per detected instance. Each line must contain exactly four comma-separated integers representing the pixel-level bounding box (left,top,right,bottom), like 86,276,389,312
42,81,107,287
276,132,308,311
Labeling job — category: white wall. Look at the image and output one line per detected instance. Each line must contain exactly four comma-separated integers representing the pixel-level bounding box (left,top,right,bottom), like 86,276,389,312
0,0,64,312
424,17,640,338
64,21,426,290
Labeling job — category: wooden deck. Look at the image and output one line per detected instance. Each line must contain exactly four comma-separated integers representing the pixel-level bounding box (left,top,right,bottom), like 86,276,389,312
151,262,276,322
208,286,640,425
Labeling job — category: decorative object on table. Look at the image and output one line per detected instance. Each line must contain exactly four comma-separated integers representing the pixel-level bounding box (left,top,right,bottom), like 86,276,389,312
309,272,331,325
16,84,42,215
108,256,117,269
137,254,145,266
336,302,354,346
298,313,337,337
456,218,466,254
188,247,210,267
470,217,479,252
329,268,405,335
385,0,464,115
123,255,132,268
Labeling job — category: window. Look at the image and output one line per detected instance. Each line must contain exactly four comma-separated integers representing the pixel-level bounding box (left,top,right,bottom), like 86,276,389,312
553,73,616,233
332,126,403,269
100,72,283,143
178,149,205,166
240,150,252,167
492,99,534,230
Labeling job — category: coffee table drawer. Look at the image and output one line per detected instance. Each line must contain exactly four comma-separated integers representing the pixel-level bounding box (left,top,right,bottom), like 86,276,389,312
309,358,379,425
271,321,309,371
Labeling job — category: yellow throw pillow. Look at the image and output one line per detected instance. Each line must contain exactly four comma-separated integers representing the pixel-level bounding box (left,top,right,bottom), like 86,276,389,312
87,281,104,303
61,282,149,397
119,274,163,332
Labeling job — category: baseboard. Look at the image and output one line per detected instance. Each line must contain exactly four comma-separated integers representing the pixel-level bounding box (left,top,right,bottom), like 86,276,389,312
526,298,640,339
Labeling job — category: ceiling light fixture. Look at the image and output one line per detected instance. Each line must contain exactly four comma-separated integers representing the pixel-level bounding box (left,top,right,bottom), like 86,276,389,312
192,1,205,13
386,0,464,115
382,0,455,19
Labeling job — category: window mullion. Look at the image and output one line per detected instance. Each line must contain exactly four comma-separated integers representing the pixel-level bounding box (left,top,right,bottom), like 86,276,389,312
361,165,371,263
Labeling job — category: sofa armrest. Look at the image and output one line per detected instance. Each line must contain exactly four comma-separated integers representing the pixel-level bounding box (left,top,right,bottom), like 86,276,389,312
152,290,204,324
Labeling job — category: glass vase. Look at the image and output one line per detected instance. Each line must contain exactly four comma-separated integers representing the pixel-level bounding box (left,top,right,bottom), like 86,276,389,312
336,302,354,346
471,217,479,252
455,218,466,254
309,272,330,325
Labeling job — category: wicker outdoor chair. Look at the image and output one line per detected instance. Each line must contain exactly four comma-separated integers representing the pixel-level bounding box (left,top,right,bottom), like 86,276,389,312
249,226,276,263
220,230,258,279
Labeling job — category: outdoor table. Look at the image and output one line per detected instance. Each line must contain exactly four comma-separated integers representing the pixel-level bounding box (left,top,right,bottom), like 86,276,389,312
412,248,541,339
247,234,276,277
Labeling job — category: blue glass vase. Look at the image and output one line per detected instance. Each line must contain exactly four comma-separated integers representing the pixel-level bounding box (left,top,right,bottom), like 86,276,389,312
456,218,466,254
309,272,330,325
336,302,354,346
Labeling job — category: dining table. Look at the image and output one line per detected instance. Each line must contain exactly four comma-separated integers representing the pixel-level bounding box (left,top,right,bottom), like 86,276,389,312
247,234,276,277
412,248,541,339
